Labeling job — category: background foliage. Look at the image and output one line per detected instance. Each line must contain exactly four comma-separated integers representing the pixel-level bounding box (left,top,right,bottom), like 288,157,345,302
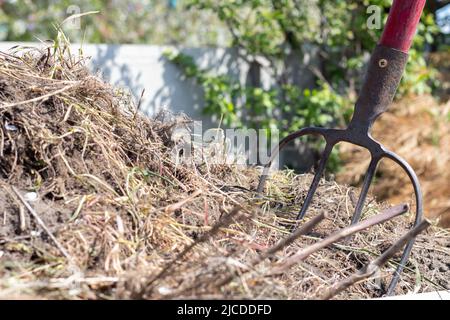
1,0,447,172
165,0,442,171
0,0,228,45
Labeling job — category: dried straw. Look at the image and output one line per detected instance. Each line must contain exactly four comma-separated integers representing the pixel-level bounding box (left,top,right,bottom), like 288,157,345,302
0,36,448,300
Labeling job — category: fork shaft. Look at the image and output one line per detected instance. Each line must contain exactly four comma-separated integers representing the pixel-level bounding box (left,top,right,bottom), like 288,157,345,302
348,45,409,133
349,0,426,133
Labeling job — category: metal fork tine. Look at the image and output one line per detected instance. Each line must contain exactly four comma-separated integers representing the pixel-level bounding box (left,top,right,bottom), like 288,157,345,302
351,157,379,225
257,127,326,194
296,143,333,220
386,239,415,295
383,151,423,296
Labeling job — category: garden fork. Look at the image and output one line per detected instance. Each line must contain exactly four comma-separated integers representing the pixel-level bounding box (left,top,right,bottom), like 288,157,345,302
257,0,426,296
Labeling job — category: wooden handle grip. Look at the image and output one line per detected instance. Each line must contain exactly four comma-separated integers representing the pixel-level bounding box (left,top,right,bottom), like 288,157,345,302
379,0,427,53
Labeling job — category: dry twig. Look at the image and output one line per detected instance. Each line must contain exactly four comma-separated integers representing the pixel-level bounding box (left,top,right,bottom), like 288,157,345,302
272,204,409,274
322,219,431,300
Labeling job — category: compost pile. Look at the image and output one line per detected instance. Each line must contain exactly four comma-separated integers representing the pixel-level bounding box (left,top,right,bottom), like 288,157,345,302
0,42,448,300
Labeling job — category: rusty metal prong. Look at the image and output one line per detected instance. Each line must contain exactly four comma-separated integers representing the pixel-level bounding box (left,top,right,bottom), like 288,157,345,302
382,150,423,296
296,143,334,220
257,127,325,193
351,157,380,225
271,204,410,275
322,219,430,300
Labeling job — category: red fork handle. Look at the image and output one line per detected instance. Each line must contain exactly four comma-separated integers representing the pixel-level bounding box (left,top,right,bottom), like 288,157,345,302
349,0,427,131
379,0,427,53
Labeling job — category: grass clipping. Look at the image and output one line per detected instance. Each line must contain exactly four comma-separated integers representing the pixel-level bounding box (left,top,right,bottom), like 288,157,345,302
0,42,448,300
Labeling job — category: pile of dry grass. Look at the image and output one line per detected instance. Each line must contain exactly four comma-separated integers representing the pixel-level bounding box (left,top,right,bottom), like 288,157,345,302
337,95,450,228
0,39,448,300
